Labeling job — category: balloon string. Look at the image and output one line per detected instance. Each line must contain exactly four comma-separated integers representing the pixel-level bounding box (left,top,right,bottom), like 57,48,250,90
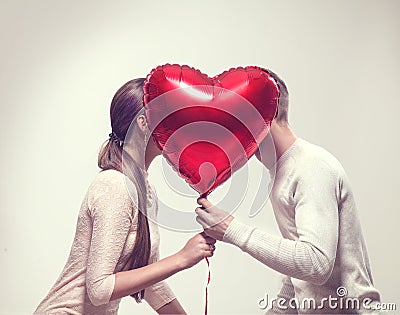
204,257,210,315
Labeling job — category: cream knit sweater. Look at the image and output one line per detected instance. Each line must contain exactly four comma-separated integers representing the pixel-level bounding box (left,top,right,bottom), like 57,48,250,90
34,170,175,315
223,139,380,314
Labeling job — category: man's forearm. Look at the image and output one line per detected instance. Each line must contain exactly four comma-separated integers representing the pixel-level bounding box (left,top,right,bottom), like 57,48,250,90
223,218,334,285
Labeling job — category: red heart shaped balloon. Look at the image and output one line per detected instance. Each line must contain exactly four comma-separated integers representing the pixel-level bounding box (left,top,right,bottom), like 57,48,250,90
144,64,279,196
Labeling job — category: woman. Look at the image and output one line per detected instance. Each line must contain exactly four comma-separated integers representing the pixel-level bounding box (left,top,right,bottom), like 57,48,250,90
34,78,216,314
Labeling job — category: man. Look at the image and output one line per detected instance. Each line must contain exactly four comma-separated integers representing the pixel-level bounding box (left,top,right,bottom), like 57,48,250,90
195,69,381,314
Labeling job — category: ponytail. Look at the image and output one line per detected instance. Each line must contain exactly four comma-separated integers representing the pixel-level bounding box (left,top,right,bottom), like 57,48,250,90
97,78,151,303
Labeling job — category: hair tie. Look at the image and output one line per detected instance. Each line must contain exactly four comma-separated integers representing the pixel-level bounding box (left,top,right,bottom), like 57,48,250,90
109,132,122,143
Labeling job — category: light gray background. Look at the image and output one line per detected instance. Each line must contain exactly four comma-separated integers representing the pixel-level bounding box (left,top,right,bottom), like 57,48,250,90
1,0,399,314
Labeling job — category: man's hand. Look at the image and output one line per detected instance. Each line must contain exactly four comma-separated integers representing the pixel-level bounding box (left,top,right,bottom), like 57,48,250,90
195,198,234,241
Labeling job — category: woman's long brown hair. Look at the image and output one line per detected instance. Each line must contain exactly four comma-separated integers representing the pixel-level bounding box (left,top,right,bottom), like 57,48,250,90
98,78,150,302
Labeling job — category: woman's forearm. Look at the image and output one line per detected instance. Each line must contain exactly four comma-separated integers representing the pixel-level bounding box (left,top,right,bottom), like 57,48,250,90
110,253,184,301
109,232,215,306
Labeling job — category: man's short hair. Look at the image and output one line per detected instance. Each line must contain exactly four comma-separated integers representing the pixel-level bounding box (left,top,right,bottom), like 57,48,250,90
262,68,289,124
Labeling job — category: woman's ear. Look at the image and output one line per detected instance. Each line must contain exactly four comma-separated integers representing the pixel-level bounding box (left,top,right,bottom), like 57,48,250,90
136,114,148,134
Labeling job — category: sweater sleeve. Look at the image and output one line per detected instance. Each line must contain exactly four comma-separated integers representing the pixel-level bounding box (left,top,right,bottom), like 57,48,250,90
144,279,176,310
86,171,136,306
223,160,339,285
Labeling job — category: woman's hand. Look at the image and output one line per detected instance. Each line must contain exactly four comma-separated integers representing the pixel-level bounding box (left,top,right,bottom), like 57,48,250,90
176,233,216,270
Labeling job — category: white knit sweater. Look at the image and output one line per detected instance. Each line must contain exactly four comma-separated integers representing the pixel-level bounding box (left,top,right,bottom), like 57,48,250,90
223,138,380,314
34,170,175,315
